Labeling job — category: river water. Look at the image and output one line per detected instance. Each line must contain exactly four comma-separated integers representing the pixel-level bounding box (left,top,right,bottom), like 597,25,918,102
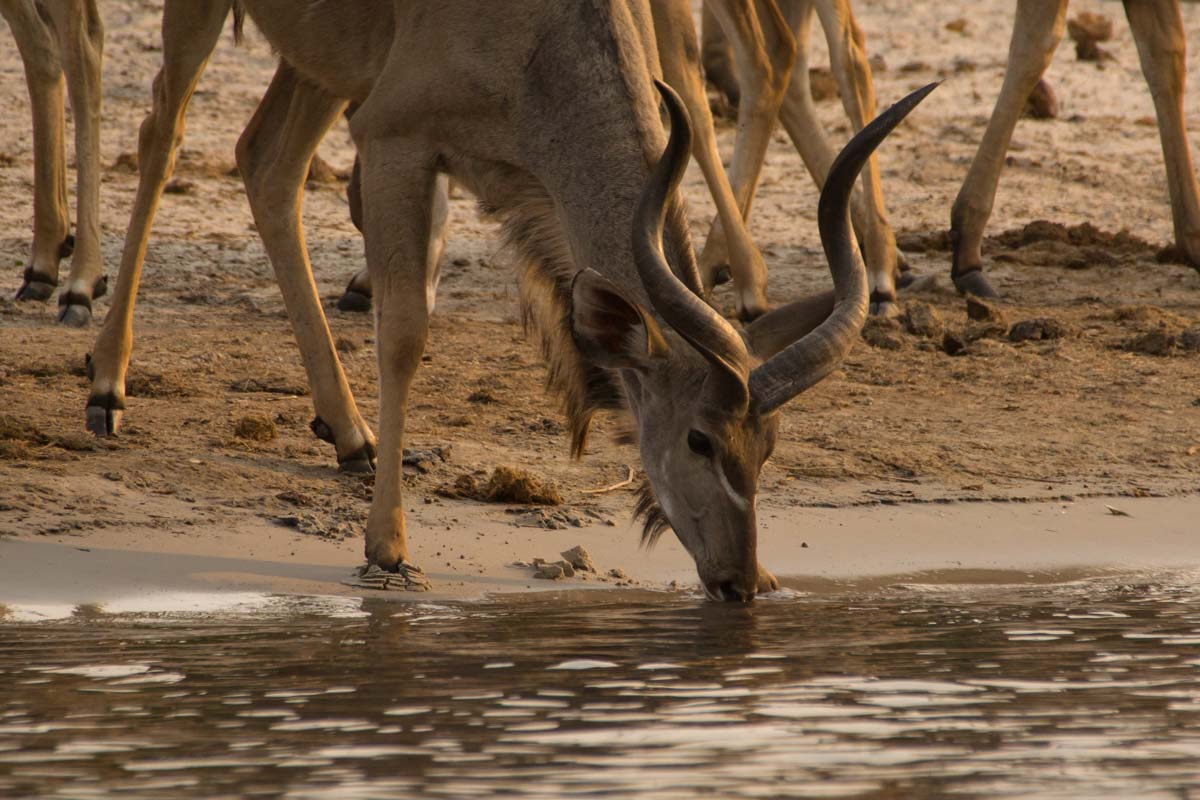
2,574,1200,799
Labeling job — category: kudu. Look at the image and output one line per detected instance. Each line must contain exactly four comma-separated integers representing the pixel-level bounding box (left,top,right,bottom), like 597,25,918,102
2,0,107,325
950,0,1200,298
83,0,931,598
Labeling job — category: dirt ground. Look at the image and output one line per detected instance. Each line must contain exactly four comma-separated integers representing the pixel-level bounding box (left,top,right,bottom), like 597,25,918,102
1,1,1199,590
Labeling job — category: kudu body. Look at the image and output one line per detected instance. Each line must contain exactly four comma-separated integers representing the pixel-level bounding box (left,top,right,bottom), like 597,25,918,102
84,0,929,598
2,0,107,325
950,0,1200,298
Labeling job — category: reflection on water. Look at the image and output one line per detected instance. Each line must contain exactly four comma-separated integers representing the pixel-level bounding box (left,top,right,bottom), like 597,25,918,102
2,575,1200,798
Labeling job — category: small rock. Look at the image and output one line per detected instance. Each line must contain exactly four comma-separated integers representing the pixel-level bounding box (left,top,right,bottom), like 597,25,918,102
335,336,360,353
944,17,968,33
899,60,931,74
560,545,596,572
111,152,138,173
234,414,277,442
467,389,498,404
1023,79,1058,120
1009,317,1071,343
868,54,887,73
902,301,945,340
607,568,627,580
534,562,565,580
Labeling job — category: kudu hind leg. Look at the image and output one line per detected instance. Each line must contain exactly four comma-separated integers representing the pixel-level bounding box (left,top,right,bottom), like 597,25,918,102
698,0,797,290
42,0,106,326
814,0,900,316
1124,0,1200,270
236,65,388,470
2,0,70,302
336,157,451,315
949,0,1067,298
86,1,229,437
352,133,442,580
653,0,768,318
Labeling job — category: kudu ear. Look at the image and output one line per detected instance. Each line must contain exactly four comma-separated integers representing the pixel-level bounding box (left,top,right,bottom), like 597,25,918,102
570,269,669,370
745,290,836,361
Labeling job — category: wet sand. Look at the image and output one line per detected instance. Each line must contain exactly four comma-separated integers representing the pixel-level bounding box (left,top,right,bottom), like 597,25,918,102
2,494,1197,612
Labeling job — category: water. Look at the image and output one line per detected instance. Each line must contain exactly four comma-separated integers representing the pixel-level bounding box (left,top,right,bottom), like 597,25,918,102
2,575,1200,799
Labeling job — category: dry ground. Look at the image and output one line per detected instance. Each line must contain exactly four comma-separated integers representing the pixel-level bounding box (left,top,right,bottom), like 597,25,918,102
1,1,1198,571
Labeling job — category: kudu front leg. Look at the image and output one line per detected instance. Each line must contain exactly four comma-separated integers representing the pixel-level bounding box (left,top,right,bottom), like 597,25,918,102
1124,0,1200,271
949,0,1068,299
698,0,797,290
86,0,228,437
42,0,107,326
2,0,71,303
351,129,443,584
652,0,768,319
235,64,375,471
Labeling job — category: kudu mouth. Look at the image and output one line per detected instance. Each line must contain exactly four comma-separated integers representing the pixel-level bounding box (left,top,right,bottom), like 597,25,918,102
635,80,938,416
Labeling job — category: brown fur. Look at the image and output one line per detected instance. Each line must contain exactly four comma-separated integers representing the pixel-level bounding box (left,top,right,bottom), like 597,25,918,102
634,477,672,547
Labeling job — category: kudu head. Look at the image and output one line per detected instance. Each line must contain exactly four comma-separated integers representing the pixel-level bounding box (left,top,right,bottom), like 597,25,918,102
571,81,936,601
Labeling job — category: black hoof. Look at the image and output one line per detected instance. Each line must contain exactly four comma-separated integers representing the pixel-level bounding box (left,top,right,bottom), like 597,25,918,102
336,287,372,313
85,393,125,437
58,234,75,259
869,289,901,318
952,269,1000,300
15,267,56,302
895,268,919,290
338,441,377,474
57,291,93,327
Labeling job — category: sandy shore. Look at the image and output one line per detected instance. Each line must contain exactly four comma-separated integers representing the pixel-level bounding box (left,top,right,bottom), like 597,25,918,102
3,494,1197,617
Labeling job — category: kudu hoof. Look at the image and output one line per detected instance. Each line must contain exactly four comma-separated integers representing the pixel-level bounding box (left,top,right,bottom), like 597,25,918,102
336,285,372,313
311,416,377,473
952,269,1000,300
869,290,901,319
346,560,431,592
57,292,93,328
15,267,56,302
85,394,125,437
895,268,918,290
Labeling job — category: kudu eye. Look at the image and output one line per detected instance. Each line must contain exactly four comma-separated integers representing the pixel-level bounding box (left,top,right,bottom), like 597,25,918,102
686,429,714,458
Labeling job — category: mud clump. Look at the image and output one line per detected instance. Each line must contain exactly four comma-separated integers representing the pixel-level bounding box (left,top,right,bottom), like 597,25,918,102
989,221,1160,268
438,466,562,506
126,370,192,399
1023,79,1058,119
234,415,278,442
861,317,905,350
163,178,194,195
895,229,951,253
1124,327,1176,356
965,295,1008,329
1009,317,1072,343
902,302,945,340
1068,12,1113,62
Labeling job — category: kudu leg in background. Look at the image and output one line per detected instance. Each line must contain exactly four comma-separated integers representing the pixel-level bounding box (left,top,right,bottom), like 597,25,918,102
701,0,741,108
776,0,901,315
1124,0,1200,270
3,0,103,312
697,0,797,291
234,63,376,471
949,0,1068,299
652,0,769,318
85,1,229,437
42,0,105,325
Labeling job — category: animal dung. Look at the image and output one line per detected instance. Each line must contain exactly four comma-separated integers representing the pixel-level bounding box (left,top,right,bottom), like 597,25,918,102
233,414,277,442
437,466,562,505
1068,12,1113,62
1023,79,1058,120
